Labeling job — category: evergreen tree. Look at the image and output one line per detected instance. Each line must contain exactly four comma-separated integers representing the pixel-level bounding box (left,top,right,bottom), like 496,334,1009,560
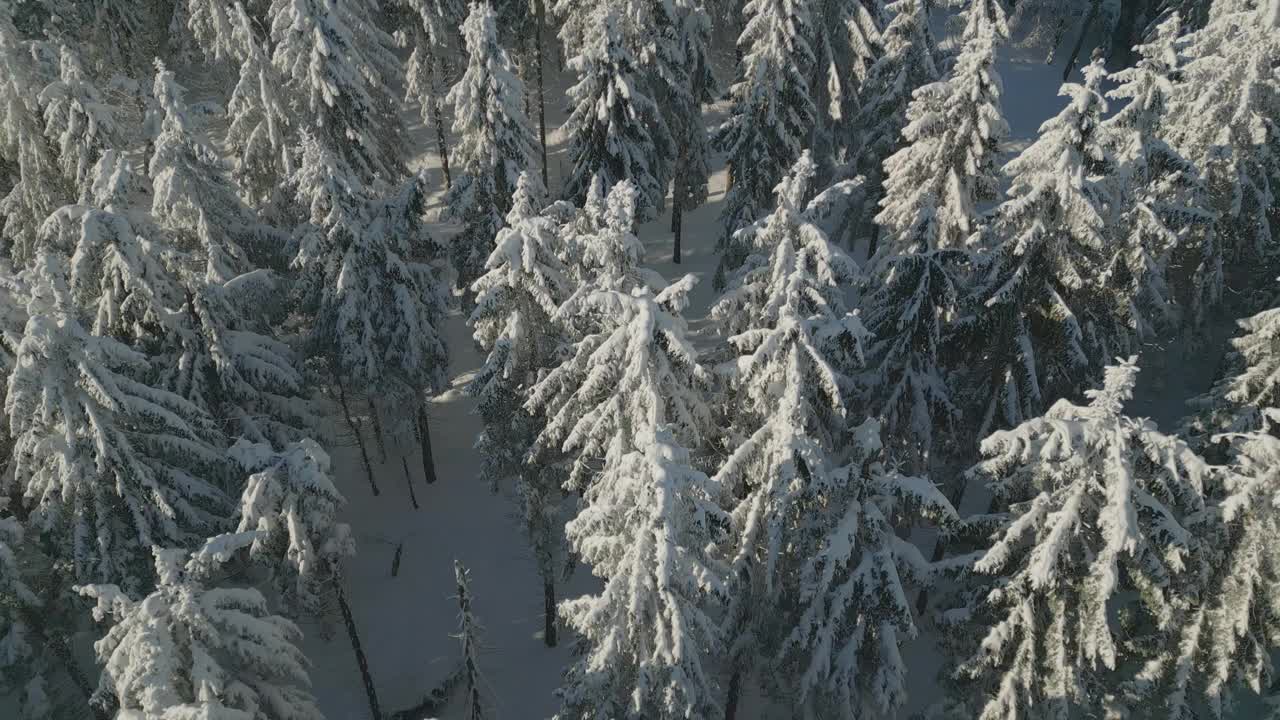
0,500,44,717
225,2,295,209
78,541,324,720
712,0,816,275
403,0,465,191
952,59,1116,436
561,7,669,222
38,46,117,197
454,560,491,720
806,0,885,181
446,0,540,292
1188,304,1280,439
665,0,716,264
8,254,230,588
861,0,1009,468
557,424,726,719
269,0,406,187
948,359,1211,720
1165,0,1279,292
1101,14,1216,333
229,437,353,613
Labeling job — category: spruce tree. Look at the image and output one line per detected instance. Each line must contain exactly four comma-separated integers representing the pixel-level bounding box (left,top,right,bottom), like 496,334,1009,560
78,542,324,720
561,6,669,221
712,0,817,275
446,0,540,292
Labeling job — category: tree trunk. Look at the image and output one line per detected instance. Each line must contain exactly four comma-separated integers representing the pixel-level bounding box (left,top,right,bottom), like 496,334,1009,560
1108,0,1148,68
417,403,438,485
916,460,969,615
430,49,452,190
368,397,387,463
1062,0,1103,82
724,669,743,720
866,222,882,263
401,455,420,510
540,576,558,647
392,542,404,577
334,567,382,719
338,379,380,496
671,194,683,265
534,0,550,191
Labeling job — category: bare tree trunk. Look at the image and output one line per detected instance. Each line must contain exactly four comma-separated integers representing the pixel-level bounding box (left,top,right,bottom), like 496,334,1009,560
724,669,743,720
368,397,387,463
334,566,382,719
1062,0,1103,82
543,577,557,647
338,379,380,496
401,456,420,509
671,193,684,264
391,542,404,577
417,403,438,485
430,49,452,190
534,0,550,191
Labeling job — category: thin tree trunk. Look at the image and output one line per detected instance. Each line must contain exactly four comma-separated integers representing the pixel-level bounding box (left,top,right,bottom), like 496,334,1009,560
671,194,683,265
916,460,969,615
368,397,387,463
334,566,382,719
401,455,420,509
392,542,404,577
534,0,550,191
543,577,557,647
1062,0,1103,82
724,669,742,720
338,379,380,496
417,403,438,485
430,49,452,190
866,222,882,262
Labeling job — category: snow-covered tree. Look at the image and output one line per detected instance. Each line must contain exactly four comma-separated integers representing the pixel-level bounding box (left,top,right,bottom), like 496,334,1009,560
469,173,570,490
711,152,867,430
0,7,67,264
805,0,885,180
1167,0,1279,277
556,424,727,719
1188,304,1280,439
78,541,323,720
949,359,1211,720
270,0,406,187
0,500,42,714
454,560,491,720
861,0,1008,469
446,0,540,292
403,0,465,190
8,254,231,588
712,0,816,273
527,275,711,490
952,59,1116,436
560,6,670,222
850,0,938,256
150,61,278,270
224,2,295,209
664,0,716,264
38,46,117,197
229,437,353,613
1098,15,1216,337
1008,0,1082,58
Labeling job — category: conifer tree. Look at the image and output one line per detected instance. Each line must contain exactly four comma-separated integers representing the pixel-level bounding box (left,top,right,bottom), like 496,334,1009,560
404,0,465,190
446,0,540,292
78,542,324,720
948,359,1212,720
225,2,295,209
1188,304,1280,439
1167,0,1279,292
665,0,716,264
861,0,1009,469
454,560,491,720
852,0,938,258
712,0,817,275
38,46,117,197
952,59,1116,436
561,7,669,221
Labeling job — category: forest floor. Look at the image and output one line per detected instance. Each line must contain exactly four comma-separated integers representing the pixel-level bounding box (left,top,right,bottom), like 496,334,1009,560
296,33,1235,720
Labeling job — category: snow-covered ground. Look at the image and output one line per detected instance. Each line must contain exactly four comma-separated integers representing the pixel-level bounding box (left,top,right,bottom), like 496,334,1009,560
299,33,1231,720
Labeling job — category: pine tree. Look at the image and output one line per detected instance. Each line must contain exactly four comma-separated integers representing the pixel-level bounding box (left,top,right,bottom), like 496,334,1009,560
454,560,491,720
664,0,716,264
561,6,669,222
948,359,1211,720
403,0,465,191
269,0,406,187
953,59,1116,436
1188,305,1280,439
8,254,231,588
225,2,295,209
0,5,67,264
860,0,1009,469
556,424,727,719
806,0,885,181
527,273,711,491
851,0,939,258
1166,0,1279,280
78,541,324,720
446,0,540,292
1101,14,1217,333
37,46,117,197
229,437,353,613
0,500,43,716
712,0,817,274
